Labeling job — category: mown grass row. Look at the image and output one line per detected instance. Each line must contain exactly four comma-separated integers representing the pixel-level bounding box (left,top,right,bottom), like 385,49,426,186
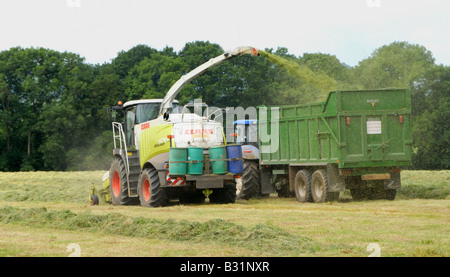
0,205,327,256
398,170,450,199
0,171,101,203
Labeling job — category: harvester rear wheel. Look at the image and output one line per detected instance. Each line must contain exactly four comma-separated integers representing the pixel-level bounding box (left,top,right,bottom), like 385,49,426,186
138,167,168,207
179,190,206,204
109,157,133,205
237,160,260,200
311,169,339,203
209,181,236,204
294,170,313,203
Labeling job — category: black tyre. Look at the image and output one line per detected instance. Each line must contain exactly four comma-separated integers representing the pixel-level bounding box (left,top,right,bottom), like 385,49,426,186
209,182,236,204
138,167,168,207
294,170,313,203
311,169,339,203
237,160,260,200
276,176,294,198
90,194,99,206
368,185,384,200
179,189,206,204
383,189,397,201
109,157,133,205
350,188,367,201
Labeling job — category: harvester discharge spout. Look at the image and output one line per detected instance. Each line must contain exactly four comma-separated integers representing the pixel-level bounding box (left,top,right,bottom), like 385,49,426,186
159,46,260,115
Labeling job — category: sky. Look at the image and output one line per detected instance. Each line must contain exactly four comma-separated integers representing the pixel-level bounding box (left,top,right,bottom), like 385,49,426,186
0,0,449,67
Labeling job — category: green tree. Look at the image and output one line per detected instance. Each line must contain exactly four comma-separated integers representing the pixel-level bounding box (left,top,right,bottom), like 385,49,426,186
112,44,157,80
412,65,450,169
178,41,226,105
0,47,71,170
354,41,435,89
123,53,187,101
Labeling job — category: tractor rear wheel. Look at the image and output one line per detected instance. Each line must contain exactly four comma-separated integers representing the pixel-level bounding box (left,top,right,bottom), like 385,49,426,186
138,167,168,207
109,157,133,205
237,160,260,200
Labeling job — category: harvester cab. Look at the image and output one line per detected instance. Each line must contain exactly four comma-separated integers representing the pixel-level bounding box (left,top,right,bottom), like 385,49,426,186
109,99,179,148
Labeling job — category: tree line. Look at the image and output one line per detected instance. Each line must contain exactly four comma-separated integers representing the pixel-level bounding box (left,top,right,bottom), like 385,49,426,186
0,41,448,171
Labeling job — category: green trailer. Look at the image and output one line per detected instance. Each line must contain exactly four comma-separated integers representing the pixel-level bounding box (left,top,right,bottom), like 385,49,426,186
259,88,412,202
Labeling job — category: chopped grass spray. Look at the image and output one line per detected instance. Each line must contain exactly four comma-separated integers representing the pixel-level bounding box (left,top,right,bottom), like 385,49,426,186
259,51,338,100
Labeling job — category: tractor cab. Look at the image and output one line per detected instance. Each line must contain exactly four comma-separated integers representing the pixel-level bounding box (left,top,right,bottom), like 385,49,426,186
233,119,259,160
234,119,258,146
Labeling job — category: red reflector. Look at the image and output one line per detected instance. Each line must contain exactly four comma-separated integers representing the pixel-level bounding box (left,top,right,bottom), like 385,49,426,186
399,115,404,124
340,170,352,175
243,150,252,153
346,117,351,126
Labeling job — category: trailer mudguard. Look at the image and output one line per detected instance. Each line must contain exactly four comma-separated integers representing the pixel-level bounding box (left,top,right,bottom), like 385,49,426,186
326,164,346,192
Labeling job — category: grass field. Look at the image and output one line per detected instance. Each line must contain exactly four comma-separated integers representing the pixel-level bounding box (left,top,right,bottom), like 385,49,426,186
0,170,448,257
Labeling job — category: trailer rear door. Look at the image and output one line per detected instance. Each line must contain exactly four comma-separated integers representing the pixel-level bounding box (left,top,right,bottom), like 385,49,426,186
339,89,412,167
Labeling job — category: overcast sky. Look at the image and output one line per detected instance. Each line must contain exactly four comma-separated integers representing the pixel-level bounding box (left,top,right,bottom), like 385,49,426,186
0,0,449,67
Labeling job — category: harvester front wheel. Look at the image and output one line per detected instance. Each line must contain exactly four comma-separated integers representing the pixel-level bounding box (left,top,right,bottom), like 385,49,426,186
138,167,168,207
109,157,133,205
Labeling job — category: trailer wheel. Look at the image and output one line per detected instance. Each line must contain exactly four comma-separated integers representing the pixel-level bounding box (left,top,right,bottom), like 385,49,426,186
138,167,168,207
294,170,313,203
311,169,339,203
369,186,397,201
350,188,366,201
237,160,260,200
384,189,397,201
109,157,133,205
